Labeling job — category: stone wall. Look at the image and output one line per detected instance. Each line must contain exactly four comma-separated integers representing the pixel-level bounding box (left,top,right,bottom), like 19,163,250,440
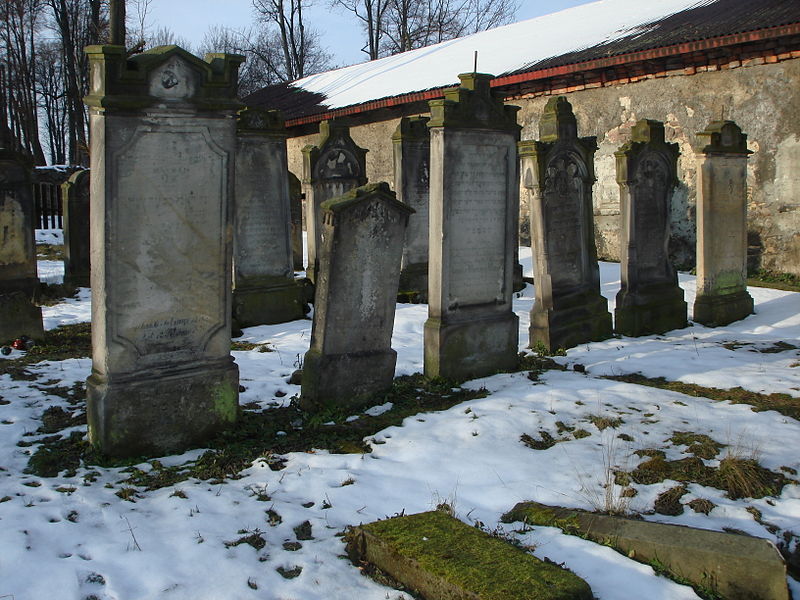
285,58,800,275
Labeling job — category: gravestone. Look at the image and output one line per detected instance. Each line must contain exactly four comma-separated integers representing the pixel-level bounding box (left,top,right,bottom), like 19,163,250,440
301,120,367,281
0,145,43,342
614,120,687,336
83,44,243,457
288,171,304,271
62,168,91,289
393,116,430,295
424,73,520,381
693,121,754,326
233,107,306,327
301,183,412,410
519,96,612,352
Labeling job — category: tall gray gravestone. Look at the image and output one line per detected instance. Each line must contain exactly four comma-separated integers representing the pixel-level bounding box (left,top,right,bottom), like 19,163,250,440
233,107,306,327
519,96,611,352
614,120,687,336
693,121,754,326
393,116,430,295
62,168,91,289
424,73,520,380
288,171,304,272
301,183,412,410
0,145,43,342
302,120,367,281
84,45,243,457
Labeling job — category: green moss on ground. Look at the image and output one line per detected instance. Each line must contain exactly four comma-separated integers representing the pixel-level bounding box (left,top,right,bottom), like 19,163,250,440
603,373,800,421
353,511,591,600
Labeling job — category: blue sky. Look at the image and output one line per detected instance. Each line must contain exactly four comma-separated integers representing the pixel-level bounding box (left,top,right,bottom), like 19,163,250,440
147,0,596,68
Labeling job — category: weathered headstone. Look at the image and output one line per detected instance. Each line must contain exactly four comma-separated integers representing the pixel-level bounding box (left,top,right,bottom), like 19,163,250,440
61,168,91,289
301,182,412,410
83,45,243,457
288,171,304,272
424,73,520,380
614,119,687,336
301,120,367,280
693,121,754,326
519,96,611,352
0,145,43,342
233,107,306,327
393,116,430,296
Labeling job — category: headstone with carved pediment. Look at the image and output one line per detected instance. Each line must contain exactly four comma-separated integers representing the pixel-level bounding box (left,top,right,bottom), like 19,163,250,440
393,116,430,297
302,120,367,281
0,145,43,342
614,119,687,336
693,120,754,326
424,73,520,380
62,168,91,289
301,183,412,410
83,44,243,457
519,96,611,351
233,107,307,327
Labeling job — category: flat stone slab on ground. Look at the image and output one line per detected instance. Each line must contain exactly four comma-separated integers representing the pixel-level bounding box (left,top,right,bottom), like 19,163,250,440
345,510,592,600
502,501,789,600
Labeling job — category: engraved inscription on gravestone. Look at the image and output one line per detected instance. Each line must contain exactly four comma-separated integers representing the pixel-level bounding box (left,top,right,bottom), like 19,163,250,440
633,152,670,277
113,128,225,362
542,154,584,289
0,195,27,266
447,141,507,305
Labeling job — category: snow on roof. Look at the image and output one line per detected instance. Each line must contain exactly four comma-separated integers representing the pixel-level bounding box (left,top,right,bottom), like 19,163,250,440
289,0,706,110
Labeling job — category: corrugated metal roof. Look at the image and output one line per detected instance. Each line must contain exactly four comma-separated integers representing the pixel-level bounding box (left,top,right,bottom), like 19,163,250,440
244,0,800,123
515,0,800,73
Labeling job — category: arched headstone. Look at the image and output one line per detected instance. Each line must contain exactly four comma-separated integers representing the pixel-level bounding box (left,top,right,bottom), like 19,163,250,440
614,119,687,336
519,97,611,351
301,120,367,281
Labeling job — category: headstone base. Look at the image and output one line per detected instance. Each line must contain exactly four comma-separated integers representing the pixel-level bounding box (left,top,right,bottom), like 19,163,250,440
615,284,687,337
530,292,612,352
693,289,754,327
64,273,91,290
398,262,428,297
0,291,44,342
300,348,397,411
232,277,308,328
87,360,239,457
424,313,519,381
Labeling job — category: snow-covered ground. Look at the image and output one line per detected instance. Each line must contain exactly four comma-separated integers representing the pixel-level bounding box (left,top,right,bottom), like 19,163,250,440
1,252,799,600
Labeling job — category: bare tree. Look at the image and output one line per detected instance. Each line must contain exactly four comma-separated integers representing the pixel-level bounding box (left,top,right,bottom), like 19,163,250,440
330,0,391,60
251,0,331,81
366,0,518,58
0,0,47,163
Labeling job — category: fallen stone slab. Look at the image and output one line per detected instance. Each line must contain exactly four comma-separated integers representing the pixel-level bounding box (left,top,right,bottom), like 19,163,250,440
502,501,788,600
345,510,592,600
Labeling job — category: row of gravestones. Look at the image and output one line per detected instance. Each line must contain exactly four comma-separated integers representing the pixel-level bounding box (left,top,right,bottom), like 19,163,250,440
299,78,754,407
0,44,753,458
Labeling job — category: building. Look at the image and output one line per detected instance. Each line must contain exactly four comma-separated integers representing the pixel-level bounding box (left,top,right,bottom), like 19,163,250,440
246,0,800,275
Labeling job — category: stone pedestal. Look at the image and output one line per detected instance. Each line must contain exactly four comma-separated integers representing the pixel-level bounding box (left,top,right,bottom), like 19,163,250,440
84,45,243,457
693,121,754,326
62,169,91,289
301,183,411,410
0,146,43,342
614,120,687,336
288,171,304,272
233,108,306,327
424,73,520,381
519,97,611,352
302,120,367,281
393,116,430,296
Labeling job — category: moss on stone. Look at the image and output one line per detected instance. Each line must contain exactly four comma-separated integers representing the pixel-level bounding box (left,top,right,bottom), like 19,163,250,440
354,511,591,600
212,380,239,424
